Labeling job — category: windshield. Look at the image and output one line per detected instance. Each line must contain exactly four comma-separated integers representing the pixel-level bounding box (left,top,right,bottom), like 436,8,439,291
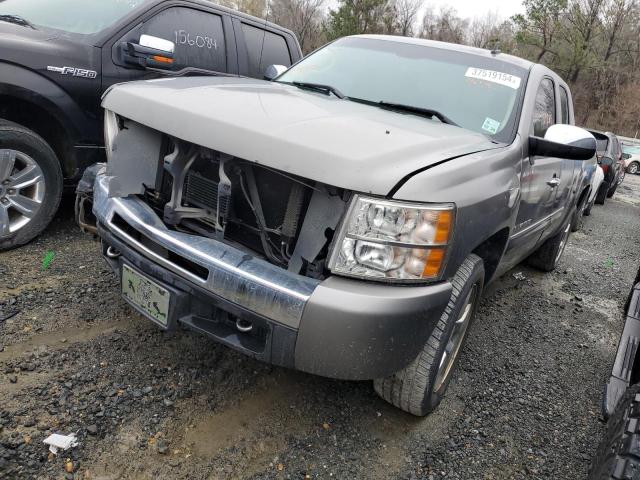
277,37,528,142
0,0,151,35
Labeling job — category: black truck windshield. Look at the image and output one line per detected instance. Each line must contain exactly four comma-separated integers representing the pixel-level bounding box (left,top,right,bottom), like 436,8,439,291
0,0,151,35
277,37,528,142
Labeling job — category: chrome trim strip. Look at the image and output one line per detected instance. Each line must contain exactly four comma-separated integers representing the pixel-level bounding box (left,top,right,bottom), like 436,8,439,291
93,174,319,328
510,207,564,240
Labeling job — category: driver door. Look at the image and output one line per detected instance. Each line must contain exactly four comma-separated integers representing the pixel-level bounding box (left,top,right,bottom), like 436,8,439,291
514,77,564,248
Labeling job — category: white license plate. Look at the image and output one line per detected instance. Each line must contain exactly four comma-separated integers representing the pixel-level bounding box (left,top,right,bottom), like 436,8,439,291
122,264,170,326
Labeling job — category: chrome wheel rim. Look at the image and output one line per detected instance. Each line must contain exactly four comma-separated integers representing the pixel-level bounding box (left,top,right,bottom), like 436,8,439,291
555,222,571,265
433,284,478,392
630,164,638,174
0,149,46,238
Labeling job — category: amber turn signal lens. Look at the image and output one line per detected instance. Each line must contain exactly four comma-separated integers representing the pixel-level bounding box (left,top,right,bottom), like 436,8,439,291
152,55,174,64
434,211,452,244
422,248,446,278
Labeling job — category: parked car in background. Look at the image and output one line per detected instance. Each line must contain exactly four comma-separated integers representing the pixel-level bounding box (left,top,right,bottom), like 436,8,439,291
589,262,640,479
622,143,640,175
77,35,596,416
0,0,302,251
589,130,626,204
583,164,604,218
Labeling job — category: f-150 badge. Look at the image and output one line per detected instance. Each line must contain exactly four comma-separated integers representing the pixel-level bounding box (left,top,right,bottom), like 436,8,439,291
47,66,97,79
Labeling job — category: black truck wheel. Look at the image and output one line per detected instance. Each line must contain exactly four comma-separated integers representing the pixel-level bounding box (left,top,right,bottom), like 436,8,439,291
373,254,484,416
571,194,589,232
584,193,596,216
607,182,619,198
0,120,62,251
527,218,571,272
588,383,640,479
595,181,609,205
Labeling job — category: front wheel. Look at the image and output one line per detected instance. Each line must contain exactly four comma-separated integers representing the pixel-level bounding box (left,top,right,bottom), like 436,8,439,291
595,181,609,205
628,162,639,175
0,120,62,251
373,254,484,416
588,383,640,479
527,218,571,272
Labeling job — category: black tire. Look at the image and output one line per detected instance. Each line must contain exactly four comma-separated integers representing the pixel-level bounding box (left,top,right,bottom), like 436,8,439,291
0,120,63,251
571,195,588,232
373,254,484,416
527,218,571,272
607,182,618,198
595,181,609,205
628,162,639,175
588,383,640,479
584,193,596,216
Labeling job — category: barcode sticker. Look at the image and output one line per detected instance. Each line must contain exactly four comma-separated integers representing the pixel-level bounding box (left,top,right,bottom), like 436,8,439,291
465,67,522,89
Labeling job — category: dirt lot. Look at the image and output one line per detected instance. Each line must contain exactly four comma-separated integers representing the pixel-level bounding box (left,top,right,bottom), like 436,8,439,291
1,174,640,480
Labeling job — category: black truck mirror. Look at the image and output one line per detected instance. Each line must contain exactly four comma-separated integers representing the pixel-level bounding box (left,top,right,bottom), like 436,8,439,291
122,34,176,70
529,124,597,161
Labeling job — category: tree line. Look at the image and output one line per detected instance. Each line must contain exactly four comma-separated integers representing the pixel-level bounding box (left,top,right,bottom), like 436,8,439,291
219,0,640,137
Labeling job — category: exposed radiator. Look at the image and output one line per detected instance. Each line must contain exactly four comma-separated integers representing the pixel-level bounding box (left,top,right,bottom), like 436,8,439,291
185,171,219,212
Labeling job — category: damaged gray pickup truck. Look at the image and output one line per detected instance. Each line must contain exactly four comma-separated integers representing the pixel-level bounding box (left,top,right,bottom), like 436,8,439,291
78,35,597,416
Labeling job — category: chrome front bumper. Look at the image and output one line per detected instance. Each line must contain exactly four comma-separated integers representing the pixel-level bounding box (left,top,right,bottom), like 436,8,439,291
92,173,320,329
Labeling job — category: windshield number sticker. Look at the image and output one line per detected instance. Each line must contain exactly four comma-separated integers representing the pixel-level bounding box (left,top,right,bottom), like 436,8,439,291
465,68,521,90
482,117,501,134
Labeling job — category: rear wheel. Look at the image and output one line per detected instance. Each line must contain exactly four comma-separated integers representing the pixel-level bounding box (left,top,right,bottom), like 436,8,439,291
607,182,618,198
527,218,571,272
595,181,609,205
584,192,596,216
373,254,484,416
571,195,588,232
0,120,62,251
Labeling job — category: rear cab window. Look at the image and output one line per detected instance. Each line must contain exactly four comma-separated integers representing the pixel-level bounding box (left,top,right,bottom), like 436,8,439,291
240,23,292,78
559,86,570,125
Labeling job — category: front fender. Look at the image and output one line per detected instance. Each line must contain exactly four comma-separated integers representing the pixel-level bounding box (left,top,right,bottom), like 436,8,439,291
0,62,87,143
392,142,522,280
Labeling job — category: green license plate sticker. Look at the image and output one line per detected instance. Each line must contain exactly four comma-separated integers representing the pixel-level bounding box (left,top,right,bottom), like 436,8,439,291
122,264,170,325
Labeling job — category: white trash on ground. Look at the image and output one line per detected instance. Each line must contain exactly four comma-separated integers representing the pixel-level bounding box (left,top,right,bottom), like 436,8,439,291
43,433,78,454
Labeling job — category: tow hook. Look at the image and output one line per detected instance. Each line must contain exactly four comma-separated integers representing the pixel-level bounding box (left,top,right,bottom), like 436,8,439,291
106,246,121,259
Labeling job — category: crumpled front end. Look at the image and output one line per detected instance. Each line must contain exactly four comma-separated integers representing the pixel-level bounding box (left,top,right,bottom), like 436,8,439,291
80,115,453,380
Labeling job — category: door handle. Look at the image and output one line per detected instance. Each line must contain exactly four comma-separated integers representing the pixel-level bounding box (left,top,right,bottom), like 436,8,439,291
546,178,561,188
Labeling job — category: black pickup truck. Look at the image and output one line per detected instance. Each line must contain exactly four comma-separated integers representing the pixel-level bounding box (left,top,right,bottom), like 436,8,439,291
0,0,301,250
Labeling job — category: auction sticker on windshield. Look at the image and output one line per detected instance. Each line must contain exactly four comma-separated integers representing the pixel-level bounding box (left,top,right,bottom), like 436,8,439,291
122,264,170,326
465,67,521,90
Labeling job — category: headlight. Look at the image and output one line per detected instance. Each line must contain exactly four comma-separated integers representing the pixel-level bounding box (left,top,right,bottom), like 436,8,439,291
104,109,120,162
328,195,455,282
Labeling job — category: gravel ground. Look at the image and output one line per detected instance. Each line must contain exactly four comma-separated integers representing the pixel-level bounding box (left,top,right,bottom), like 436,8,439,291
1,174,639,480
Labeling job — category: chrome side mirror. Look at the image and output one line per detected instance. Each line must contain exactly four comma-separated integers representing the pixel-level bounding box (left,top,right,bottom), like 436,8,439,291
264,64,288,81
139,34,175,54
122,35,176,70
529,124,597,161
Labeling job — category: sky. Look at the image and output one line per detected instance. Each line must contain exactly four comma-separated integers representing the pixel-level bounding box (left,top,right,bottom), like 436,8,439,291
421,0,524,21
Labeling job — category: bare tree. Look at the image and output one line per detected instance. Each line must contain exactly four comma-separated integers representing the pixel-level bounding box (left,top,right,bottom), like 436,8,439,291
419,6,468,44
393,0,423,36
270,0,327,52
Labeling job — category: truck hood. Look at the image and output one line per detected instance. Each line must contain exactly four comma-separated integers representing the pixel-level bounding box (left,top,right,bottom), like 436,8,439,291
103,76,503,195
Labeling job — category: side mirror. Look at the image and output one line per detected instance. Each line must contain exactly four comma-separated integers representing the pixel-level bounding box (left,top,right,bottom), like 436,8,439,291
623,153,632,160
263,64,288,81
529,124,597,161
122,34,175,70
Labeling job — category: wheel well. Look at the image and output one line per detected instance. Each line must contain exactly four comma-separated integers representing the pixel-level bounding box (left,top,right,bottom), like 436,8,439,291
577,184,591,208
472,227,509,284
0,95,70,175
